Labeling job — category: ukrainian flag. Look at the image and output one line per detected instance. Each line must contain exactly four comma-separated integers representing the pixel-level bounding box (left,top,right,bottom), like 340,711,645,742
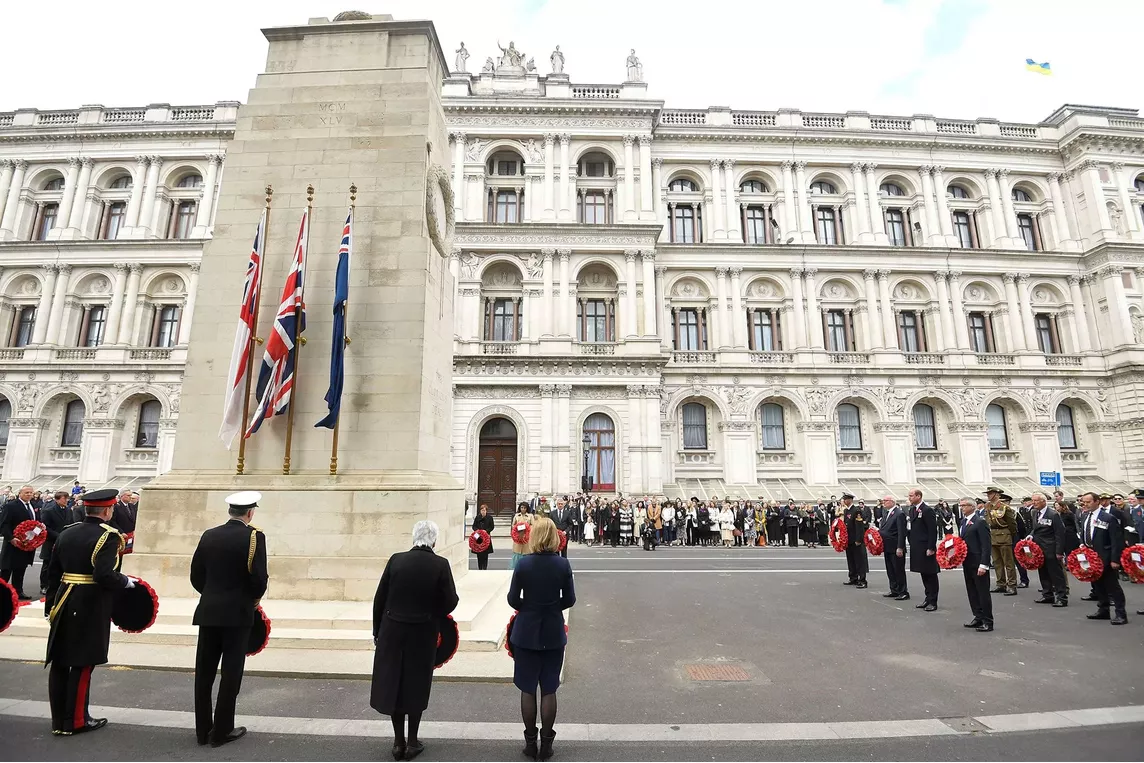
1025,59,1051,75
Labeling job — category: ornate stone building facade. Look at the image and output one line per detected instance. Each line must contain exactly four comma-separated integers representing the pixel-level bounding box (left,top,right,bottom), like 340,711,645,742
0,103,235,487
445,44,1144,510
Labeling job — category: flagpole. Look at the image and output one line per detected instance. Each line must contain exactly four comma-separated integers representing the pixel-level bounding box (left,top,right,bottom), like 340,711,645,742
236,185,272,476
330,183,356,476
283,184,314,475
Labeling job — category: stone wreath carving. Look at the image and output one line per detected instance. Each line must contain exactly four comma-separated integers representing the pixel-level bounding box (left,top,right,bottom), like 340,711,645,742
425,163,456,258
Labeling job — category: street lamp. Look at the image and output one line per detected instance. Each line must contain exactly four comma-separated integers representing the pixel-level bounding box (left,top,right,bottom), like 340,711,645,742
581,433,592,493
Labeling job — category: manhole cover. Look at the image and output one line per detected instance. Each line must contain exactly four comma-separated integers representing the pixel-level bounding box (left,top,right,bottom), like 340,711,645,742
684,663,751,681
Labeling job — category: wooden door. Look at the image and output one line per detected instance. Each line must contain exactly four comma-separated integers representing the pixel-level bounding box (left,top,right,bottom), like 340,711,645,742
478,440,517,515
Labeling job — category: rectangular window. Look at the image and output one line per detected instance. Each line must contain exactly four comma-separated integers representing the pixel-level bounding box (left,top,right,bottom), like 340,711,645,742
105,202,127,240
672,206,697,243
952,211,974,249
1035,313,1057,353
489,299,518,342
899,311,921,353
493,191,519,223
914,406,937,449
171,201,197,239
750,310,778,351
581,192,607,224
37,203,59,241
838,406,862,450
583,162,607,178
581,299,610,342
826,310,847,351
986,406,1008,449
84,306,107,347
1056,406,1077,449
677,309,700,350
815,207,837,245
155,305,180,348
13,306,36,348
1017,213,1038,251
682,404,708,449
744,206,767,244
496,160,518,176
967,312,991,353
760,404,785,449
885,209,907,247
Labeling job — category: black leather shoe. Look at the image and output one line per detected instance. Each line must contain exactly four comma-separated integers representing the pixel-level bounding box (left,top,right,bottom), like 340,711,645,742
404,740,425,761
1111,613,1128,625
210,727,247,748
1017,581,1029,589
1003,589,1018,596
1053,599,1068,608
1137,610,1144,616
842,580,856,585
197,733,210,746
538,730,556,762
923,603,937,612
1086,610,1111,620
1080,594,1097,601
391,743,406,761
964,619,982,628
1034,597,1054,604
882,592,898,598
72,718,108,735
895,593,911,601
523,728,539,759
990,587,1005,593
915,602,927,609
856,582,868,589
975,624,994,632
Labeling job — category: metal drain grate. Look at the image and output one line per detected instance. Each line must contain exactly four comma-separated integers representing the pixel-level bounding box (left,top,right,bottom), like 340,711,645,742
684,663,751,681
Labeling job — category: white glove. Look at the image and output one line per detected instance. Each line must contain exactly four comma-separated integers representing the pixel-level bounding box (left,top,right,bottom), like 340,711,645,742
124,576,138,589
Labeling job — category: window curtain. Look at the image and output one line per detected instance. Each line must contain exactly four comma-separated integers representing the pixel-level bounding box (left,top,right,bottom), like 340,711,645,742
761,403,785,449
585,413,616,486
986,404,1008,449
913,404,936,449
1056,405,1076,449
838,404,862,450
682,403,707,449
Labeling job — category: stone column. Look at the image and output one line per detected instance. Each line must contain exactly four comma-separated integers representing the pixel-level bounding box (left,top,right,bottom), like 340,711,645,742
464,173,484,222
724,160,741,243
932,165,955,240
621,136,636,222
641,250,656,336
794,162,814,242
652,158,666,233
0,160,28,239
540,249,555,337
1079,160,1113,235
861,269,882,349
1016,273,1037,351
0,160,13,224
657,267,671,347
779,161,796,237
451,133,465,218
932,271,955,350
729,267,745,347
626,384,645,491
1,418,45,483
31,264,57,345
1101,265,1134,347
1002,273,1027,351
63,157,94,238
177,263,200,345
714,267,730,348
44,264,71,344
877,270,897,349
919,165,941,245
624,250,639,338
1080,276,1103,351
708,159,725,240
558,134,572,221
639,135,654,221
789,268,807,348
118,264,143,344
948,271,969,350
1062,307,1080,355
47,158,82,241
558,250,571,337
448,253,461,338
136,155,163,238
1060,171,1083,244
56,298,79,345
543,134,555,219
1111,162,1140,235
78,419,122,483
998,169,1021,242
804,268,822,349
191,154,223,236
850,163,872,242
1066,275,1092,351
1046,172,1074,250
864,164,887,244
877,422,917,485
984,169,1009,248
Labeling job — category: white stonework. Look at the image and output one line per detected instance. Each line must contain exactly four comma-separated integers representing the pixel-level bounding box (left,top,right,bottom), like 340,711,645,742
7,46,1144,501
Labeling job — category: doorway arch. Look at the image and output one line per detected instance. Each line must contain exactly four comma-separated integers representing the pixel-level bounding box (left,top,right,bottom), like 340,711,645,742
478,417,518,515
584,412,616,492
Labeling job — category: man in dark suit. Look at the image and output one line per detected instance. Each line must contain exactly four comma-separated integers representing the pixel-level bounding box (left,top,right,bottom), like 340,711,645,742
907,488,939,611
877,496,908,600
110,492,138,534
0,485,40,600
1028,492,1069,607
190,491,269,748
551,498,571,558
841,493,868,588
38,491,73,595
1078,492,1128,625
958,498,994,631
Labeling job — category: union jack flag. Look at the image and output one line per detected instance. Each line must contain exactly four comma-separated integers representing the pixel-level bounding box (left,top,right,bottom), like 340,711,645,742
246,209,308,438
218,210,265,449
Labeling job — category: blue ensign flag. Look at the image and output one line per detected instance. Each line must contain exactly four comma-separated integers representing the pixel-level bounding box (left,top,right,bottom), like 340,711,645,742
316,209,352,429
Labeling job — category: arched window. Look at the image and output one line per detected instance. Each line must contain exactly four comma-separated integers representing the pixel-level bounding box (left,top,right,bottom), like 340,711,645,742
584,413,616,491
1056,404,1077,449
61,400,85,447
110,175,133,189
0,398,10,447
760,403,785,449
986,404,1008,449
948,185,970,199
176,174,203,188
682,403,707,449
135,400,161,448
1135,177,1144,193
1011,188,1033,202
170,201,198,239
913,404,936,449
487,151,523,177
577,153,613,178
740,179,768,193
880,182,905,196
810,180,836,194
837,404,862,450
44,177,65,191
669,178,698,192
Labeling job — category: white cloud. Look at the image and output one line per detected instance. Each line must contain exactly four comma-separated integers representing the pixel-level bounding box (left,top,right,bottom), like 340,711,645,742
3,0,1141,123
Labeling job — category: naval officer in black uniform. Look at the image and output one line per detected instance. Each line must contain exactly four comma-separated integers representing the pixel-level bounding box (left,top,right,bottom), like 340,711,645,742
840,493,869,588
44,488,134,735
190,491,269,748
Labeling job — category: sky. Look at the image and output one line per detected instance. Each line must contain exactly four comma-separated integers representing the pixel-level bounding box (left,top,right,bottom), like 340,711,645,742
3,0,1142,123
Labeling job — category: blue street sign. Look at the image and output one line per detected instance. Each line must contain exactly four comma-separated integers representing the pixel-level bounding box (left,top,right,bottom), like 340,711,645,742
1039,471,1061,487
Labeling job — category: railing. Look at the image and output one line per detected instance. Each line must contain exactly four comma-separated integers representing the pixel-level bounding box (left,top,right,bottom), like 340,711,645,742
123,448,159,464
732,111,777,127
871,117,912,131
0,349,24,360
975,353,1016,365
837,451,874,465
571,85,620,100
171,106,216,121
936,120,976,135
671,351,716,363
903,352,946,364
749,351,795,364
54,348,97,360
0,114,13,128
914,451,950,466
999,124,1038,139
989,450,1021,464
757,451,796,465
481,341,519,355
660,110,707,126
1045,354,1082,367
802,114,845,128
36,111,79,126
1061,450,1090,464
129,348,173,360
48,447,81,463
678,450,717,465
102,108,146,124
827,352,871,364
1110,117,1144,129
576,342,616,356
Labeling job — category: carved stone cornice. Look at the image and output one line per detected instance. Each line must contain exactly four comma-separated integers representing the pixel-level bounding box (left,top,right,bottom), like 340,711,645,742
873,421,913,432
1018,421,1059,432
455,359,664,377
453,385,538,399
454,223,659,250
9,418,46,429
946,421,987,432
718,420,754,431
796,421,837,432
83,418,125,429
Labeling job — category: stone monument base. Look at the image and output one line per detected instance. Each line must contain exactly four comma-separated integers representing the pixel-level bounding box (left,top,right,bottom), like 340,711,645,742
130,470,465,601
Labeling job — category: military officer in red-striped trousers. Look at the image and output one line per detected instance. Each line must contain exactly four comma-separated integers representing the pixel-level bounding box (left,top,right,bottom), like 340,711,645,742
44,488,136,736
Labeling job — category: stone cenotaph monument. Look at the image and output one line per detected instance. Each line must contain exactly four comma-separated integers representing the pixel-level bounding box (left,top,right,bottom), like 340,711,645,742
131,12,468,602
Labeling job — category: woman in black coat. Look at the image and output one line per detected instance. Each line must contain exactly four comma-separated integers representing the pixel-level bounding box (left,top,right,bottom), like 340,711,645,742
472,504,495,570
508,517,575,761
371,521,459,761
606,503,621,548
